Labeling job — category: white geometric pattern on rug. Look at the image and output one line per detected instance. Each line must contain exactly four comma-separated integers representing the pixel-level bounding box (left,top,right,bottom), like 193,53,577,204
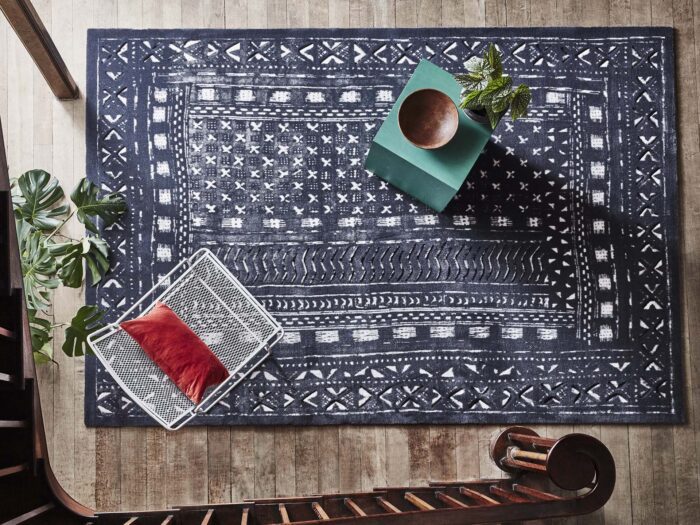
85,28,682,425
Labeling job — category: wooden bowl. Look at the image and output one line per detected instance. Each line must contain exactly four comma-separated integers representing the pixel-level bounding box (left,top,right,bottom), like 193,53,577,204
398,88,459,150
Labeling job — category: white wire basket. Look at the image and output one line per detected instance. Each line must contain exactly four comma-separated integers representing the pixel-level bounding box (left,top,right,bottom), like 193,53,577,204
87,248,283,430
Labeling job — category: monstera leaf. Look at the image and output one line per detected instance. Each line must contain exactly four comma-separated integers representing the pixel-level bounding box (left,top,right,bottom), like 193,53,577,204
18,221,59,311
50,237,110,287
28,309,54,363
70,179,127,234
62,305,105,357
12,170,69,231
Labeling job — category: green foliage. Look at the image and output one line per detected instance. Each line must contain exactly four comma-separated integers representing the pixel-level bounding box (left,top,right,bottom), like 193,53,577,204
18,223,59,311
12,169,70,231
28,309,54,364
455,43,532,129
49,237,110,288
63,306,105,357
70,179,128,234
10,170,127,363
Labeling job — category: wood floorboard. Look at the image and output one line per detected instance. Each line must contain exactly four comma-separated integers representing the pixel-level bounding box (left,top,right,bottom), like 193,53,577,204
0,1,697,523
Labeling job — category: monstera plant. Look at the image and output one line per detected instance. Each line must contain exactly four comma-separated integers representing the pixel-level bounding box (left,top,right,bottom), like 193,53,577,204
11,170,127,363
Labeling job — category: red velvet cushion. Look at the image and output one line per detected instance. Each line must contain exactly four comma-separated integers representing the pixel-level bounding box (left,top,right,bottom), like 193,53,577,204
120,301,229,404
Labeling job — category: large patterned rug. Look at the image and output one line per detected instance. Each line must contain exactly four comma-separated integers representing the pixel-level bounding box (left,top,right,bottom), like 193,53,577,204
85,27,682,426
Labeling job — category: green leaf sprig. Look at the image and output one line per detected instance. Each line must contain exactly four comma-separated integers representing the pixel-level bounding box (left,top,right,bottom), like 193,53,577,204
11,170,126,361
455,43,532,129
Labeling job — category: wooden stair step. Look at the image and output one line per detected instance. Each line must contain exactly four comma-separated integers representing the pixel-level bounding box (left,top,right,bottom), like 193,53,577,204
278,503,291,524
375,497,401,514
161,517,174,525
240,508,249,525
123,518,139,525
435,491,469,508
0,372,16,384
0,419,28,428
311,502,330,520
200,509,214,525
459,487,500,506
3,502,55,525
0,463,29,478
512,483,563,501
404,492,434,511
0,325,16,340
344,498,366,517
489,486,531,503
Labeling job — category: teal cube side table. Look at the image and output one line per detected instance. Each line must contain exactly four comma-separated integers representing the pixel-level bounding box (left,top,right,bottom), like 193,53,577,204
365,60,492,212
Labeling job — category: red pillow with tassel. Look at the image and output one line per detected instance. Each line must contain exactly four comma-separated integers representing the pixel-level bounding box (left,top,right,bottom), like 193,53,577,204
120,301,229,404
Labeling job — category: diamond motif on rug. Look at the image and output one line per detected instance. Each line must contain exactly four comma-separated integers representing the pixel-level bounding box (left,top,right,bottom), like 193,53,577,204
86,28,682,425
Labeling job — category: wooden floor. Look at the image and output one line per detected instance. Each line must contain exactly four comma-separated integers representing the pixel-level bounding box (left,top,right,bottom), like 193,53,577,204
1,0,698,523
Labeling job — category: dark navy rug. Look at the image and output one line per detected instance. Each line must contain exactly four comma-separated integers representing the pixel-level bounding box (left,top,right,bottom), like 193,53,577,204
85,27,682,426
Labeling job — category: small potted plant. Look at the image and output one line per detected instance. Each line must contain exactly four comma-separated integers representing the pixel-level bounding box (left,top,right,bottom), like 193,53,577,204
455,43,531,130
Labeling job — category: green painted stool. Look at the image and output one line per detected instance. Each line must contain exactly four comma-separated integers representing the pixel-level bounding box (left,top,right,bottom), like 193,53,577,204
365,59,492,212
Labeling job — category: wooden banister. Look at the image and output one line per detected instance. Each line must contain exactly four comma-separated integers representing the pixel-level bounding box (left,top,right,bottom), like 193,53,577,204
0,0,79,99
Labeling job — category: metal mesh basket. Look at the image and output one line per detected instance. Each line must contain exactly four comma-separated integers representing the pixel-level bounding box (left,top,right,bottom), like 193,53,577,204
87,248,283,430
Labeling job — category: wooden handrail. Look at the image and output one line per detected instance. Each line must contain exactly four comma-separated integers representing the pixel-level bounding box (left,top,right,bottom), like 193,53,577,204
0,0,79,99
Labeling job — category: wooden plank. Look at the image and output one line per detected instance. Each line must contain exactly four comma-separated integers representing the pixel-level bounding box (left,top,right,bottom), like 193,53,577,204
417,0,441,25
167,427,208,507
678,0,700,523
328,0,349,26
436,491,469,508
512,484,563,501
295,427,319,496
275,426,296,497
376,496,402,514
441,0,464,26
373,0,394,25
609,0,631,24
429,426,456,482
70,0,97,508
95,428,121,512
45,0,75,502
405,491,435,511
287,0,311,26
255,427,276,498
121,428,148,509
385,427,409,487
629,426,655,525
247,0,267,27
200,508,214,525
278,503,291,523
349,0,371,26
3,502,55,525
455,427,479,485
460,486,499,505
224,0,247,27
505,0,529,26
267,0,286,27
208,428,232,504
0,0,78,98
339,426,362,492
231,428,256,501
395,0,417,26
318,427,339,493
464,0,486,26
601,426,633,525
361,426,387,491
407,426,430,486
311,501,330,520
146,428,168,509
344,497,367,516
307,0,330,27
